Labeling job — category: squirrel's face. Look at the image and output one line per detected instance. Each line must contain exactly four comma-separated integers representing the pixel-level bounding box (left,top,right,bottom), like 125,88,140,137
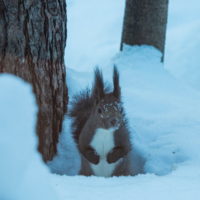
91,66,122,129
93,94,124,130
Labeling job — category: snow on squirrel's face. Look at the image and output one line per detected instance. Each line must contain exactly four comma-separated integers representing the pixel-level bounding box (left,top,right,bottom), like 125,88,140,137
91,66,124,130
92,93,124,130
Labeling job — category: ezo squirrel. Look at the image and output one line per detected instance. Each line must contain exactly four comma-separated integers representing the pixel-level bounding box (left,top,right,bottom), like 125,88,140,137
69,66,133,177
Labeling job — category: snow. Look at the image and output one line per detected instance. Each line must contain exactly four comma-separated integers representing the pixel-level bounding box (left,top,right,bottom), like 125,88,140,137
52,166,200,200
0,74,58,200
165,0,200,90
65,0,125,72
48,116,81,175
1,0,200,199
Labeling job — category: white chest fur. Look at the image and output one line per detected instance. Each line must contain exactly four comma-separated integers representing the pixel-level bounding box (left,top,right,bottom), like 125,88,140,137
90,128,120,177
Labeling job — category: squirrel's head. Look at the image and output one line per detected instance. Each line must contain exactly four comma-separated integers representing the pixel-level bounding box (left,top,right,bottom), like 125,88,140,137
91,66,124,129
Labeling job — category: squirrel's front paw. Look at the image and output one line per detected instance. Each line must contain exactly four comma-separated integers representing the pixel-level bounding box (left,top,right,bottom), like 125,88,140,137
107,152,117,163
85,147,100,165
107,146,124,163
90,154,100,165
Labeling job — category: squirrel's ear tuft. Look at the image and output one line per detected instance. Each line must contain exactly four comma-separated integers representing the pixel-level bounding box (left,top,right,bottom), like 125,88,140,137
92,66,104,102
113,65,121,99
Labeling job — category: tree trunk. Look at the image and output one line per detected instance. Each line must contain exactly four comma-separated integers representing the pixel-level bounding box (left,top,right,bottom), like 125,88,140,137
121,0,168,61
0,0,68,162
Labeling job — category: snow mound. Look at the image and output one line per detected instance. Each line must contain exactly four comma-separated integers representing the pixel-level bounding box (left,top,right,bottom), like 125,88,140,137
48,44,200,199
114,45,200,175
0,74,58,200
50,45,200,177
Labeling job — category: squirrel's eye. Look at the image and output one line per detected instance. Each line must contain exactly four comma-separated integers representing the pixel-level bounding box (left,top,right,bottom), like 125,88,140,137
98,108,102,114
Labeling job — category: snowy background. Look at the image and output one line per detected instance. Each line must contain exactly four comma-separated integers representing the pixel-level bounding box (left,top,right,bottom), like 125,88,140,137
1,0,200,199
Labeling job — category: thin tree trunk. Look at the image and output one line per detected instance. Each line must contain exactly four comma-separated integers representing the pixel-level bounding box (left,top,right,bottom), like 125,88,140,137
121,0,168,61
0,0,67,162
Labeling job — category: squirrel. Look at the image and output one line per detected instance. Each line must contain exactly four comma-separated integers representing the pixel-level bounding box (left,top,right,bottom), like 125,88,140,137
69,66,133,177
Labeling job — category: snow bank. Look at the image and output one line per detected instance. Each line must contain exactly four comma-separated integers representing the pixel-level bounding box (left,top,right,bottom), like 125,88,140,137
0,74,58,200
52,165,200,200
48,116,81,175
51,44,200,176
114,45,200,175
49,43,200,199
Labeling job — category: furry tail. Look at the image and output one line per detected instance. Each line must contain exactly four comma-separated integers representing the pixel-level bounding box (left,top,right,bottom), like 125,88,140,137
69,89,93,143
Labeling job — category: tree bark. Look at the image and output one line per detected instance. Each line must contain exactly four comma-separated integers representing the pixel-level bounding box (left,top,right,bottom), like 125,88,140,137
121,0,168,61
0,0,67,162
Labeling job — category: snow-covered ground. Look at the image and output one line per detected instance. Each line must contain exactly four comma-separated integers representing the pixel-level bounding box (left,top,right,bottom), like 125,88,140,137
0,75,58,200
1,0,200,199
